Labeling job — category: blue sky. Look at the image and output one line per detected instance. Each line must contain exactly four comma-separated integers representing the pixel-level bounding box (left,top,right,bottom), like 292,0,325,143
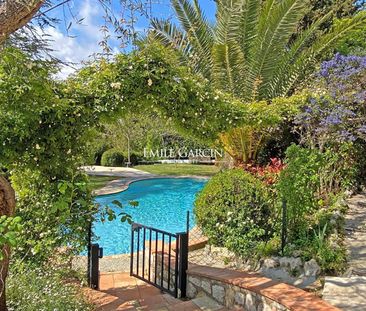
40,0,216,77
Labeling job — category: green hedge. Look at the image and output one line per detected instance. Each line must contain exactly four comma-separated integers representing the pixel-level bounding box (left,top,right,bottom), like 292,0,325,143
101,149,125,167
195,169,275,256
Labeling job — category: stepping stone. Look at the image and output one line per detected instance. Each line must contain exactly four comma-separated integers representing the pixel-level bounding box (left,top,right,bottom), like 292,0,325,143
323,276,366,310
191,296,223,310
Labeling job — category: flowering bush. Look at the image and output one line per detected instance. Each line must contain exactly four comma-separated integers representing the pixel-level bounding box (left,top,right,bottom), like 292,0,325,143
295,54,366,148
319,53,366,105
195,169,275,256
240,158,285,184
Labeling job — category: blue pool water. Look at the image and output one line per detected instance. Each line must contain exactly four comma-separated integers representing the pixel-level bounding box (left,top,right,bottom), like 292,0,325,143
92,178,207,255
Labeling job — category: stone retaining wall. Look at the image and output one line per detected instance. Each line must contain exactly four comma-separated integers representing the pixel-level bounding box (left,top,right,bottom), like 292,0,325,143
186,265,341,311
187,274,287,311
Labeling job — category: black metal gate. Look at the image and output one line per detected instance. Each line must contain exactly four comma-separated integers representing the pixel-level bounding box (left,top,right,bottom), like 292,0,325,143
130,223,188,298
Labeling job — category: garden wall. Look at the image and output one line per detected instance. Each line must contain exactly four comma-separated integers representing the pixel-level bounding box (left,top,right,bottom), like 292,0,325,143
153,250,340,310
186,265,340,311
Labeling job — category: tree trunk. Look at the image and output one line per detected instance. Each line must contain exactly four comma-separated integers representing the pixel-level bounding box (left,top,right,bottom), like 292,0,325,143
0,176,16,311
0,0,44,44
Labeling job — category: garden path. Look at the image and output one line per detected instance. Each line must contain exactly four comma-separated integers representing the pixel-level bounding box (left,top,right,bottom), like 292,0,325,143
323,192,366,310
82,165,159,196
84,272,226,311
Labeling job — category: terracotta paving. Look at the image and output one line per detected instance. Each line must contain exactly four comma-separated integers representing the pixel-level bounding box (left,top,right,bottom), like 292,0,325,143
85,272,202,311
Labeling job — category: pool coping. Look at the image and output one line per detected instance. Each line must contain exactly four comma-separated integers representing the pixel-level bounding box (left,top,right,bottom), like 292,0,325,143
93,174,210,196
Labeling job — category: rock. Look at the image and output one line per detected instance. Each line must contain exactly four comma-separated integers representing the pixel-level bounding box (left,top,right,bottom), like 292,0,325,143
202,280,212,294
234,292,245,306
187,282,197,298
225,286,235,306
190,277,202,287
261,257,279,269
245,293,256,311
304,259,321,277
279,257,302,271
212,285,225,303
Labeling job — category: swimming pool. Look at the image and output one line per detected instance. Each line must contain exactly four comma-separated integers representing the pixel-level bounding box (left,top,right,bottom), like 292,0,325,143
92,178,207,255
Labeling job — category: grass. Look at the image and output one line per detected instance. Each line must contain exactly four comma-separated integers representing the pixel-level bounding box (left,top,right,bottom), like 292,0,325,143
135,164,220,176
88,175,119,191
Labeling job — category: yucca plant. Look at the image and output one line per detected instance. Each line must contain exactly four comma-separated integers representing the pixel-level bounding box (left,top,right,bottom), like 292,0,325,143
150,0,366,163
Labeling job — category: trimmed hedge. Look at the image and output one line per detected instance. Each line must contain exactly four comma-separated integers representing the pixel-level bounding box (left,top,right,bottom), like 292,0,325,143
101,149,125,167
195,169,274,256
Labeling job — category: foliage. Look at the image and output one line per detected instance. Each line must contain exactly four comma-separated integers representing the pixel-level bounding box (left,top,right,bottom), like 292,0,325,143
277,145,323,241
278,144,357,248
195,169,274,256
90,141,111,165
10,170,97,262
71,42,309,149
0,48,99,263
298,0,363,32
90,112,207,165
129,153,140,166
319,53,366,106
240,158,285,185
296,54,366,149
0,216,22,261
149,0,365,164
101,148,125,167
218,96,303,163
7,263,93,311
151,0,366,102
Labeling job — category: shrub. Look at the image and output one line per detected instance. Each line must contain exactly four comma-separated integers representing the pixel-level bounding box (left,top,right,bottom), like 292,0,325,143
195,169,275,256
101,149,125,167
7,263,93,311
277,145,323,241
129,153,140,166
93,143,110,165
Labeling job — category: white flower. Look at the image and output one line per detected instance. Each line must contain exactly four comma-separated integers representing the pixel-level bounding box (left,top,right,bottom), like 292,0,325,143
67,149,72,154
110,82,121,89
35,144,41,150
148,78,153,86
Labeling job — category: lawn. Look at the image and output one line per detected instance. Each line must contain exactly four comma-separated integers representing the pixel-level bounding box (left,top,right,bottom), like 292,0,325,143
135,164,220,176
88,175,119,191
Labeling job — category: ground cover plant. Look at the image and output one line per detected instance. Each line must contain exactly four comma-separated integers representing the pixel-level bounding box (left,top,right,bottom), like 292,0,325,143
7,262,93,311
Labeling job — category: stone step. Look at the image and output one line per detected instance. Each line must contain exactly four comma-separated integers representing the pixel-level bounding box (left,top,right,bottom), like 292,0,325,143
191,296,225,311
322,276,366,310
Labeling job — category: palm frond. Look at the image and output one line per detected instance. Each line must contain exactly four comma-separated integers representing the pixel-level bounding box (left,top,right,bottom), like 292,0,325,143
247,0,309,100
267,9,335,97
150,18,191,55
212,42,245,97
171,0,214,76
280,11,366,96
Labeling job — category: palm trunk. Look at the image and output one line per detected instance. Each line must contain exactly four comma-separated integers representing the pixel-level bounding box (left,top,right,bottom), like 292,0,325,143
0,176,16,311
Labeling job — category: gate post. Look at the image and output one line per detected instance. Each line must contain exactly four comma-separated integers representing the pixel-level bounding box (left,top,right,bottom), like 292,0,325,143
89,243,103,289
177,232,188,298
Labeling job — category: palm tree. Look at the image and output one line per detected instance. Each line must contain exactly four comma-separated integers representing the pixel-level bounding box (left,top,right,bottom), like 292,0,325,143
151,0,366,102
150,0,366,164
